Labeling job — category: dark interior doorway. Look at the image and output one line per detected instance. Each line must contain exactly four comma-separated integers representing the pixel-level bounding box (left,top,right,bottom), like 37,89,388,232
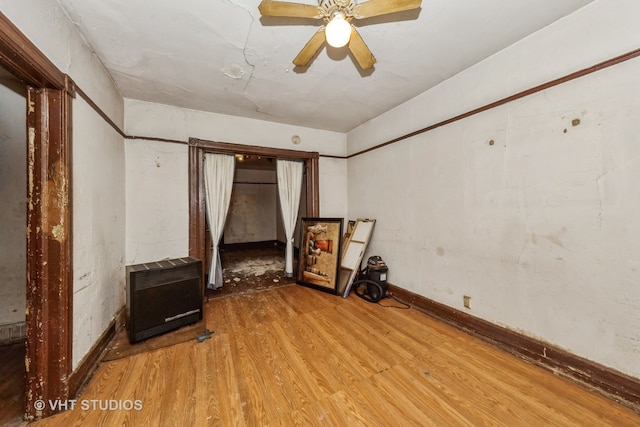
189,139,320,301
207,242,296,299
1,14,75,419
0,62,26,427
205,154,307,298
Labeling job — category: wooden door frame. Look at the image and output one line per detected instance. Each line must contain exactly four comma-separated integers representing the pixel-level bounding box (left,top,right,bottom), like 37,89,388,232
0,13,74,419
188,138,320,265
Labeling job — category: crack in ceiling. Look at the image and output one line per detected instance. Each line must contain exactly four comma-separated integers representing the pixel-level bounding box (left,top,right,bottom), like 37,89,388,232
56,0,597,132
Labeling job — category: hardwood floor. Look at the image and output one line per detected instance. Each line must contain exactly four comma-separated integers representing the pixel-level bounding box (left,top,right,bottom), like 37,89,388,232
30,285,640,426
0,341,25,427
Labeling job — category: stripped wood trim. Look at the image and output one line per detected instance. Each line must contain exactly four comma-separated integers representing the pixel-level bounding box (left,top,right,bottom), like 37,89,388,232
25,87,74,419
189,138,320,160
388,284,640,412
188,137,320,215
188,144,206,263
306,156,320,216
126,135,187,144
0,13,68,90
1,13,74,420
75,85,125,138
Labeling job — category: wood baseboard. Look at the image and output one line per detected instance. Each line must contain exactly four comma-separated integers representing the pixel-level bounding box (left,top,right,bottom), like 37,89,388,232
68,306,126,397
388,284,640,412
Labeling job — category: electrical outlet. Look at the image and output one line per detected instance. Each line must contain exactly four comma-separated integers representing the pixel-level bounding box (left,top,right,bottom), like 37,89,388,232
463,295,471,309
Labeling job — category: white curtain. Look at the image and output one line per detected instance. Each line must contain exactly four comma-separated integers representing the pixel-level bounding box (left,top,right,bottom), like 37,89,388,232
204,153,235,289
277,159,303,277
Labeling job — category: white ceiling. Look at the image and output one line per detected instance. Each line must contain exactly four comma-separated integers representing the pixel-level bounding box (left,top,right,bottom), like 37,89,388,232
57,0,595,132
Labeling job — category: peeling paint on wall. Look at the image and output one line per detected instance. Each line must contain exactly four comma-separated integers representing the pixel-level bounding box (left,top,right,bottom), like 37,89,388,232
28,127,36,212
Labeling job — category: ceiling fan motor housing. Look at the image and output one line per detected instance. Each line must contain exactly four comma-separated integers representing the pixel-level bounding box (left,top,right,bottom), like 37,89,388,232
258,0,422,69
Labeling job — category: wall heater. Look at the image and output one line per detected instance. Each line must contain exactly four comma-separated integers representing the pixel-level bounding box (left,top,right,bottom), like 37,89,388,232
126,257,203,343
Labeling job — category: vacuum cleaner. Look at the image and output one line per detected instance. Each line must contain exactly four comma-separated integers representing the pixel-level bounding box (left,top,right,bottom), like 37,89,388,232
353,256,389,303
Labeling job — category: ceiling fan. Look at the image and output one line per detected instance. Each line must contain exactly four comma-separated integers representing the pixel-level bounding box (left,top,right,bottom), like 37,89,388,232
258,0,422,70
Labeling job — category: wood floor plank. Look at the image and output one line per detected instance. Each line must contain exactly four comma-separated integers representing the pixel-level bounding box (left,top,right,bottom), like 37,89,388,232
407,350,554,425
257,322,324,409
274,284,334,315
350,297,450,350
298,310,378,381
268,321,343,397
227,328,272,425
437,338,640,426
159,343,197,426
0,342,25,426
343,374,436,426
243,322,305,419
27,286,640,426
124,346,165,426
285,311,362,392
310,307,392,375
200,331,245,426
333,302,419,362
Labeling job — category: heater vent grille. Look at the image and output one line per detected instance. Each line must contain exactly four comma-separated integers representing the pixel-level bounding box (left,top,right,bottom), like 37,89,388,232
126,257,203,343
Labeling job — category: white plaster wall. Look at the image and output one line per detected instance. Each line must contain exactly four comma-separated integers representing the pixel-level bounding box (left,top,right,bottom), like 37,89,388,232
0,77,26,328
225,183,278,244
348,0,640,156
124,100,348,264
0,0,123,129
347,0,640,378
225,169,278,244
125,140,189,264
72,97,125,368
1,0,126,368
318,157,348,219
125,99,345,157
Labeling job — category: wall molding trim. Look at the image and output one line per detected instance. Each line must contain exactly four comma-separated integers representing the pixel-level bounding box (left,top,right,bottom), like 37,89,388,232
61,45,640,165
348,47,640,159
388,284,640,413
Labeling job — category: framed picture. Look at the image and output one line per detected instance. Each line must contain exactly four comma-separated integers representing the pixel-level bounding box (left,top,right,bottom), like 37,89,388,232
297,218,343,295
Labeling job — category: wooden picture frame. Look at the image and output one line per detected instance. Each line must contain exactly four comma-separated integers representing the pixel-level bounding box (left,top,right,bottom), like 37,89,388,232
338,219,376,297
297,218,343,294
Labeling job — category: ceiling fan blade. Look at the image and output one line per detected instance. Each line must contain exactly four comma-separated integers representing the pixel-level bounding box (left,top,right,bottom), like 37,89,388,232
258,0,321,18
348,26,376,70
354,0,422,19
293,27,326,67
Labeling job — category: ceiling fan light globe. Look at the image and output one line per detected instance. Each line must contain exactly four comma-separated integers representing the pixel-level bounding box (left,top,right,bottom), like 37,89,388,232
325,16,351,48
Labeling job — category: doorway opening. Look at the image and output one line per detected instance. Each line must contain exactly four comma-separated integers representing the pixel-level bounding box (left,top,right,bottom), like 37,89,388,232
188,139,320,300
1,14,74,419
205,154,307,298
0,64,27,427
